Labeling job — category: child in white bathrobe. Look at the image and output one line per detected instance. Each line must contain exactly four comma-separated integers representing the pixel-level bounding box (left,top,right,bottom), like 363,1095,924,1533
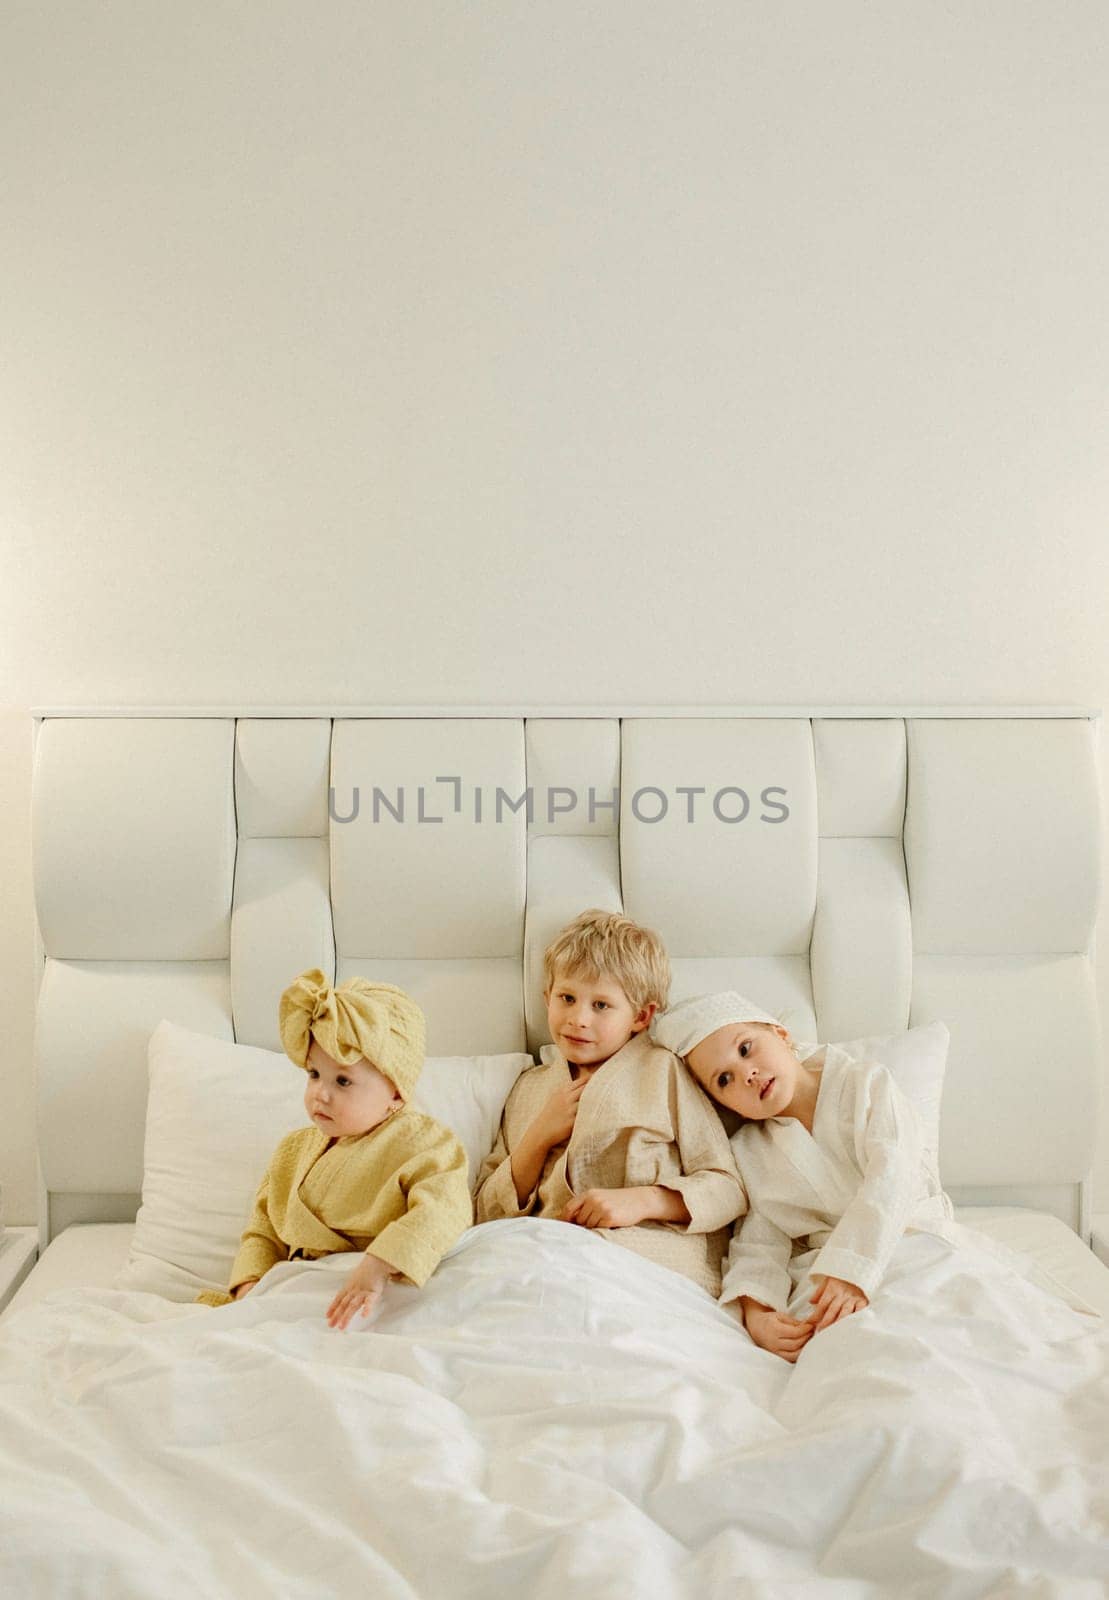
652,991,956,1363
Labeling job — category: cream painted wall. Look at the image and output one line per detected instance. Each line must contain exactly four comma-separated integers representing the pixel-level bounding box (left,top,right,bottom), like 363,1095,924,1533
3,3,1108,1225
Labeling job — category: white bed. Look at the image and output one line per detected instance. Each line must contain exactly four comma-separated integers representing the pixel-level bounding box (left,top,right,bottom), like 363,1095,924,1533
11,1204,1109,1322
4,707,1108,1598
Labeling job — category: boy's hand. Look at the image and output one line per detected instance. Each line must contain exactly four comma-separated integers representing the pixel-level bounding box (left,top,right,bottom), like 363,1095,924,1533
807,1275,868,1331
232,1279,260,1300
741,1298,814,1363
532,1076,590,1149
327,1253,395,1330
562,1186,657,1229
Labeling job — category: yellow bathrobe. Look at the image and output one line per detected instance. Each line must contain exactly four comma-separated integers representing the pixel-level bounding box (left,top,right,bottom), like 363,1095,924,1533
198,1107,472,1306
474,1031,746,1295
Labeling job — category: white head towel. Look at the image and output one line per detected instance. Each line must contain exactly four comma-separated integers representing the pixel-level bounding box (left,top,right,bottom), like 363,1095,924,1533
650,990,784,1059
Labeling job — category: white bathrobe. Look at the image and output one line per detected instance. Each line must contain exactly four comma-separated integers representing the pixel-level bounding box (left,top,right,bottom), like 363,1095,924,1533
720,1044,955,1311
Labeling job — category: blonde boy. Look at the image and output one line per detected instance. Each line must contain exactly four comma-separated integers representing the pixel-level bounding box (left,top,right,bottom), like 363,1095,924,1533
474,910,745,1294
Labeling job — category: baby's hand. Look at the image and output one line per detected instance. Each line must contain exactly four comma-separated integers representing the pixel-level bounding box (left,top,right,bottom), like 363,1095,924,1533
562,1187,654,1229
232,1279,260,1300
327,1253,395,1330
741,1299,814,1363
807,1275,869,1332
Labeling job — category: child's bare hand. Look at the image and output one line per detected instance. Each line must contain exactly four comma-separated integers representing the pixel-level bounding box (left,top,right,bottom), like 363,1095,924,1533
562,1187,653,1229
327,1253,394,1330
742,1300,815,1363
807,1275,868,1332
232,1279,260,1300
533,1077,589,1148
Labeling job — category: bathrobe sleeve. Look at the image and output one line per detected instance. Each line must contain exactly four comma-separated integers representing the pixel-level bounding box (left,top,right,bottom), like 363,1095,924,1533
366,1128,473,1287
809,1064,923,1299
656,1062,747,1233
719,1207,795,1313
473,1116,537,1221
229,1152,291,1291
474,1067,562,1222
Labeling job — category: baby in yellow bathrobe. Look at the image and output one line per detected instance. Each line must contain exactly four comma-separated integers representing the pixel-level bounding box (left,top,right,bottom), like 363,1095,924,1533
197,970,472,1329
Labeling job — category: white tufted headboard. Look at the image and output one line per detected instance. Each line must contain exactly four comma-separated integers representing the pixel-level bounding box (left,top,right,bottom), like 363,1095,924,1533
29,706,1103,1245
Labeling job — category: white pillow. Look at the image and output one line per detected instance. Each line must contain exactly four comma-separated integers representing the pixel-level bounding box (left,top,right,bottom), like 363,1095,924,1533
116,1020,532,1302
792,1020,950,1165
411,1055,532,1194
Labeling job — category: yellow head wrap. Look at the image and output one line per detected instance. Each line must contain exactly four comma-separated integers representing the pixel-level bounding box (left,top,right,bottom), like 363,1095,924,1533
278,968,426,1102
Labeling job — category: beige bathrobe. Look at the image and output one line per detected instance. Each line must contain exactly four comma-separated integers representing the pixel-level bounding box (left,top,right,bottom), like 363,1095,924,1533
474,1032,746,1295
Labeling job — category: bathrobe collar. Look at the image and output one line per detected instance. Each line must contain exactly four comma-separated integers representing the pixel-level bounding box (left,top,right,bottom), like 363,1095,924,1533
753,1049,858,1215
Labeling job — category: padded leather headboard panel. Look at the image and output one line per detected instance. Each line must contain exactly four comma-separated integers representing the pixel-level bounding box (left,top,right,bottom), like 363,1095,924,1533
30,712,1102,1234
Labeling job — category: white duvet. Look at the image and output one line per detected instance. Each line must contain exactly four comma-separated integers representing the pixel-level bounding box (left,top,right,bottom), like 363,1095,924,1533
1,1219,1107,1600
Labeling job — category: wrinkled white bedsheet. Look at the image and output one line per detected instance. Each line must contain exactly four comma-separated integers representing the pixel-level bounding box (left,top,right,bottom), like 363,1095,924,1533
1,1218,1106,1600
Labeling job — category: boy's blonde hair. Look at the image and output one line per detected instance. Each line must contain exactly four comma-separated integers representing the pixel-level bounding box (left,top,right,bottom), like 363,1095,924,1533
542,909,671,1013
